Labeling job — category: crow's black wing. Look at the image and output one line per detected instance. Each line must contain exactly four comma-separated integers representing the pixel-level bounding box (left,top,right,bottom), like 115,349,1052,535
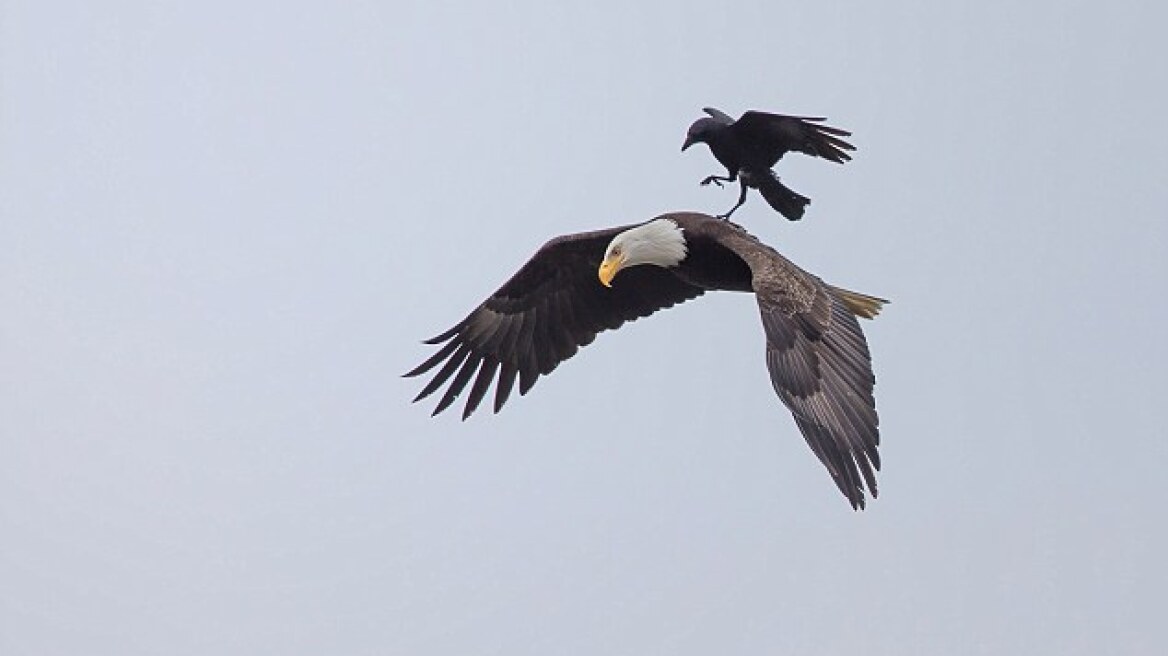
702,106,736,125
732,111,856,163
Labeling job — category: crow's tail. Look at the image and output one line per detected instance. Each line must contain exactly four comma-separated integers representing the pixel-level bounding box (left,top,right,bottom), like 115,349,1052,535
752,171,810,222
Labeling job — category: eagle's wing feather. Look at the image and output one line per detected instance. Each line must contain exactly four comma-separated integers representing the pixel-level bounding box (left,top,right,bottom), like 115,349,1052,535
405,226,704,419
717,228,883,509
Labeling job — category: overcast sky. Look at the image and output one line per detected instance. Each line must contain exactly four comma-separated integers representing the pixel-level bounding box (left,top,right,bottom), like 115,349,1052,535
4,1,1167,654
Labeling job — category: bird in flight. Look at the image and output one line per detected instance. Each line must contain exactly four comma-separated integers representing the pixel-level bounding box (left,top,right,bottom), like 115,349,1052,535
682,107,855,221
406,212,887,509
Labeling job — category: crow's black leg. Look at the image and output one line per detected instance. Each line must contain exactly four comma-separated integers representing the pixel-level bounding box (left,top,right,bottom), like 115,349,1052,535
716,179,749,220
700,173,735,188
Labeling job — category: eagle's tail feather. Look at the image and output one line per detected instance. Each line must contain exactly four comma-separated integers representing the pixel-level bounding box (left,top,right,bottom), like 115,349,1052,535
829,286,888,320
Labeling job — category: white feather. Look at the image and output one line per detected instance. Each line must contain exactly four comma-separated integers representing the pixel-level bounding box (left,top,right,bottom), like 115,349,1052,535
604,218,688,269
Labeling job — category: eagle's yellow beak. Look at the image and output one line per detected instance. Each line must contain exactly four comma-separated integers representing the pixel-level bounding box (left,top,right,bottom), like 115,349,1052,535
598,253,624,288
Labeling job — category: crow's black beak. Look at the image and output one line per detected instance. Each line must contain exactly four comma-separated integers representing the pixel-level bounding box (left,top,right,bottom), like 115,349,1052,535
681,136,694,152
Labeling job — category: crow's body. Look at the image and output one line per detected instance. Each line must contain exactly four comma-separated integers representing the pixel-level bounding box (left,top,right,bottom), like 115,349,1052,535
682,107,855,221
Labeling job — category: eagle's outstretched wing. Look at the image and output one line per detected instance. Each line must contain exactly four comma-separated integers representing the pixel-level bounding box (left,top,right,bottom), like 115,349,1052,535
405,226,703,419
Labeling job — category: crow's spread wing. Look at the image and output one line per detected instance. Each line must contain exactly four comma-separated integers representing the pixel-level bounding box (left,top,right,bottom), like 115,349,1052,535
732,111,856,163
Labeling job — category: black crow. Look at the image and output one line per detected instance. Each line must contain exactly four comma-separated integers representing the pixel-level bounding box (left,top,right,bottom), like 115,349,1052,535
681,107,855,221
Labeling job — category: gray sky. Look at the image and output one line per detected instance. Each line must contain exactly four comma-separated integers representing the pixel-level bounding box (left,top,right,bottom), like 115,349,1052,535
3,1,1166,654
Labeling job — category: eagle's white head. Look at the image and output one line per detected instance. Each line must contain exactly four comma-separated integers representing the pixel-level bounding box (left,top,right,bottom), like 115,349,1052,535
598,218,688,287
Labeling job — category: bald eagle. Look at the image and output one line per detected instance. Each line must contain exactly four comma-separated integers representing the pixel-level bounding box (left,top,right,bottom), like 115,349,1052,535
406,212,887,509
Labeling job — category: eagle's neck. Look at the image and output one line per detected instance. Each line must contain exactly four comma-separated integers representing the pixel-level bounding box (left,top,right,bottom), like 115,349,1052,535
620,218,688,269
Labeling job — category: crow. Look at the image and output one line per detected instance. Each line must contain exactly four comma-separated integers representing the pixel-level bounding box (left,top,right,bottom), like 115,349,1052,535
681,107,855,221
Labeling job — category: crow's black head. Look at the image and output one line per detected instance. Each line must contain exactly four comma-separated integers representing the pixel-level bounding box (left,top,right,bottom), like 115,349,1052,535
681,117,723,151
